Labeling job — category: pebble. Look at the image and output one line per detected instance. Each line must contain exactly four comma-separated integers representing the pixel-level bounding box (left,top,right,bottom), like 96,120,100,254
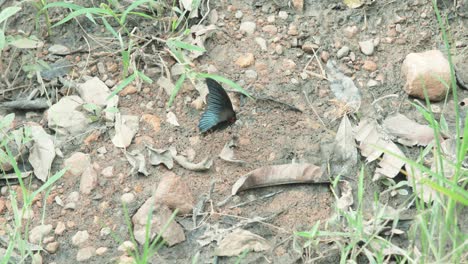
48,44,70,55
29,225,53,244
287,24,298,36
359,40,375,55
101,166,114,178
267,15,275,23
32,253,42,264
121,193,135,204
79,167,98,195
235,53,255,68
64,152,90,177
239,21,256,35
118,241,136,252
362,60,378,72
97,62,106,75
104,79,115,87
76,247,95,262
337,46,350,59
72,230,89,246
96,247,108,255
235,10,243,19
255,37,267,51
275,45,283,55
320,51,330,62
367,79,379,87
46,242,59,253
119,85,138,96
43,236,54,244
262,25,278,35
278,11,288,20
291,78,299,84
282,59,296,70
100,227,111,237
55,222,66,235
97,147,107,154
343,26,359,38
300,72,308,80
302,42,318,54
245,70,258,80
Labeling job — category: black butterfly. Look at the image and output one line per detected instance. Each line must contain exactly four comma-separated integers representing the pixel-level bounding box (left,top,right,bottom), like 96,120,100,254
198,78,237,133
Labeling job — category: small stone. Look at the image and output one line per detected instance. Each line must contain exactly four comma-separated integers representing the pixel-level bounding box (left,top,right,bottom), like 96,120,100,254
362,60,378,72
121,193,136,204
32,253,42,264
235,53,255,68
359,40,375,55
255,37,267,51
235,10,243,19
43,236,55,244
291,78,299,84
343,26,359,38
302,42,319,54
76,247,95,262
64,152,91,177
262,25,278,35
278,11,288,20
141,114,161,132
337,46,350,59
101,166,114,178
321,51,330,62
245,70,258,80
287,24,298,36
46,242,59,253
55,222,66,235
154,172,194,214
80,167,98,195
96,247,108,256
118,241,136,252
275,45,283,55
292,0,304,12
48,44,70,55
97,62,106,75
267,15,275,23
97,147,107,154
29,225,53,244
367,79,379,87
239,21,256,35
72,230,89,246
282,59,296,70
119,85,138,96
104,79,115,87
100,227,111,237
300,72,308,80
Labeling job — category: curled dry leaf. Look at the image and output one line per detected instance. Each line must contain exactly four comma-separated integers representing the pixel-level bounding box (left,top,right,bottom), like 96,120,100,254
215,229,270,257
383,113,434,146
354,119,405,180
173,155,212,171
336,180,353,210
232,163,327,195
219,139,246,164
28,125,56,182
125,150,149,176
111,114,139,148
147,146,174,169
331,115,357,175
326,60,361,112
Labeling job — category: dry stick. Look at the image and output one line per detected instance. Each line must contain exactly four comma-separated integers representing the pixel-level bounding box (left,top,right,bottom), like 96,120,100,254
311,47,326,78
371,94,399,105
197,0,211,26
303,90,327,129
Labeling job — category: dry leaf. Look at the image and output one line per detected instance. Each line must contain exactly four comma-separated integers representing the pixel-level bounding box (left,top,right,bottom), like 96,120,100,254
125,150,149,176
215,229,270,257
157,76,175,96
232,163,327,195
383,113,434,146
331,115,357,175
337,180,353,210
343,0,364,9
326,60,361,112
147,146,174,169
28,125,56,182
173,155,212,171
166,112,180,127
219,139,246,164
111,114,139,148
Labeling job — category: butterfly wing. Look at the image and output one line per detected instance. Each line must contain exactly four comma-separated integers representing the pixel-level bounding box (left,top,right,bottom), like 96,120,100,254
198,78,236,133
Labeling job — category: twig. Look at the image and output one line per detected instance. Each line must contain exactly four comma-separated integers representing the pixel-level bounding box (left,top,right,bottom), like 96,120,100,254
229,190,284,209
371,94,399,105
197,0,211,26
303,90,327,128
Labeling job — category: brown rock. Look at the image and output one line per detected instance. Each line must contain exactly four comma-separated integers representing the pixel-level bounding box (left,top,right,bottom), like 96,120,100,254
64,152,91,177
46,242,59,253
362,60,378,72
282,59,296,70
235,53,255,68
320,51,330,63
292,0,303,12
141,114,161,132
119,85,138,96
0,198,5,214
154,172,194,214
287,24,298,36
76,247,95,262
343,26,359,38
302,42,319,54
83,131,101,145
262,25,278,35
79,167,98,194
402,50,451,101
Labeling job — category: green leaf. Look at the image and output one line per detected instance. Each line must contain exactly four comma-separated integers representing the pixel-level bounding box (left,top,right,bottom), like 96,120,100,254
52,7,110,28
102,17,118,39
105,106,120,113
196,73,253,99
167,39,205,52
136,70,153,84
0,6,21,24
0,113,15,129
167,74,186,108
422,179,468,206
121,0,153,24
31,168,67,200
42,2,83,11
108,73,136,100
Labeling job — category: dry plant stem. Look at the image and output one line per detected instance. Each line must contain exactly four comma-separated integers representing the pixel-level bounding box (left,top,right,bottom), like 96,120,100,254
229,190,284,209
197,0,211,26
311,48,326,77
371,94,399,105
303,90,327,128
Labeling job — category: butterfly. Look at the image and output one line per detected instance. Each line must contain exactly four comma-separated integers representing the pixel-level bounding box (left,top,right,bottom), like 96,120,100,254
198,78,237,133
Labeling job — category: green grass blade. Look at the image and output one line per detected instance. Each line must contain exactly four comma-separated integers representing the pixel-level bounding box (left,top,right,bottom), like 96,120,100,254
108,73,136,100
167,39,205,52
0,6,21,24
52,8,110,28
42,2,83,10
167,74,186,107
31,168,67,201
136,70,153,84
101,17,119,39
121,0,154,24
422,179,468,206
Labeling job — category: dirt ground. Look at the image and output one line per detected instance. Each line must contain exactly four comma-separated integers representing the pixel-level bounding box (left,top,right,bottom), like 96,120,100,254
0,0,467,263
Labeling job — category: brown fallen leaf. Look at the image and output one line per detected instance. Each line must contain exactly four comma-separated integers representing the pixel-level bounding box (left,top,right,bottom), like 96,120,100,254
331,115,357,175
147,146,174,169
383,113,434,146
125,150,149,176
215,229,270,257
232,163,327,195
336,180,353,210
219,139,246,164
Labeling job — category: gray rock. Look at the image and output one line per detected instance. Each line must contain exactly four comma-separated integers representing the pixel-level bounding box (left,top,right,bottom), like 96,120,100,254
239,21,256,35
359,40,375,55
245,70,258,80
337,46,350,59
76,247,95,262
255,37,267,51
29,225,53,244
278,11,288,20
48,44,70,55
77,77,112,106
47,96,90,136
121,193,136,204
72,230,89,247
235,10,243,19
64,153,90,177
79,167,98,194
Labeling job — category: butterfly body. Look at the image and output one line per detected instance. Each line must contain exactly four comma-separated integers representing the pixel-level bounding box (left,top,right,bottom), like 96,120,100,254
198,78,237,133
